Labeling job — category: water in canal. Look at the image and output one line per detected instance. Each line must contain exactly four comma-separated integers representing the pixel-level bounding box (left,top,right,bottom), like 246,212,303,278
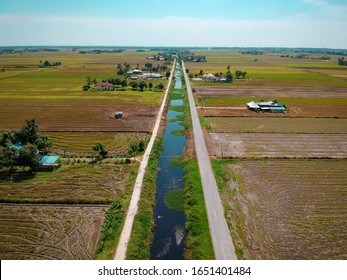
150,64,187,260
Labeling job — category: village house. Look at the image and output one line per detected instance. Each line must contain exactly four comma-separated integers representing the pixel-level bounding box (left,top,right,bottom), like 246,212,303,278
96,82,113,90
203,73,217,81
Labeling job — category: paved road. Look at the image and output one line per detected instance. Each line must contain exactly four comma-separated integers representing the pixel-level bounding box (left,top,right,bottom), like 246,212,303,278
114,60,176,260
182,61,237,260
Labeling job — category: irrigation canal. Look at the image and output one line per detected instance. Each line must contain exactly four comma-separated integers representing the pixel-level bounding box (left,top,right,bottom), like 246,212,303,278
150,63,187,259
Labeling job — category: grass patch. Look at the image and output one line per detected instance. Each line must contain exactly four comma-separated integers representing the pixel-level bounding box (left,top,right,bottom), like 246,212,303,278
184,160,215,259
164,189,184,211
170,105,184,112
171,129,185,136
166,118,177,122
170,156,184,167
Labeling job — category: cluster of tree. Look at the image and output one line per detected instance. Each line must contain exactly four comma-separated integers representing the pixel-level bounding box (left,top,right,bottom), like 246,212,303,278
117,63,131,75
190,68,233,82
128,81,164,91
39,60,62,68
0,118,52,172
92,143,108,158
235,70,247,79
128,141,145,156
181,51,207,62
79,49,124,54
105,78,127,87
338,57,347,66
240,50,263,55
147,51,176,61
143,62,170,72
117,62,170,75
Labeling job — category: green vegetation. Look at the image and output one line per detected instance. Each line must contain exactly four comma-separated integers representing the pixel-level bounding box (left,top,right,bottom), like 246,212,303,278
182,84,214,259
171,129,185,136
184,160,215,259
126,138,162,260
0,118,52,172
170,156,184,167
170,105,184,112
164,189,184,211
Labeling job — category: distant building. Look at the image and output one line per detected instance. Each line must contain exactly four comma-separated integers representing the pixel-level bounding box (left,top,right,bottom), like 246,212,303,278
247,101,287,113
115,111,123,119
96,82,113,90
40,155,60,167
127,69,142,75
203,73,217,81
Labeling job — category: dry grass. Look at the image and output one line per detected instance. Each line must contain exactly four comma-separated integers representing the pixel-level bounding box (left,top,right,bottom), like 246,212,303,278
209,133,347,159
0,164,133,204
222,159,347,259
0,204,108,259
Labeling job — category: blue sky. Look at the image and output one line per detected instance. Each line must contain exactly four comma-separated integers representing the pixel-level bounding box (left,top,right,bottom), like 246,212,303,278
1,0,346,48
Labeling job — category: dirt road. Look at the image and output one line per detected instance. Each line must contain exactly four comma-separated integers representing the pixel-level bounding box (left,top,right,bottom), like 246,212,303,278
182,62,237,260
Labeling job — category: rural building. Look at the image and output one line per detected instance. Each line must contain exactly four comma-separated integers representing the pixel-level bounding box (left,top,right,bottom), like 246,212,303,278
127,69,142,75
203,73,217,81
96,82,113,90
115,111,123,119
128,73,163,80
40,155,60,167
247,101,287,113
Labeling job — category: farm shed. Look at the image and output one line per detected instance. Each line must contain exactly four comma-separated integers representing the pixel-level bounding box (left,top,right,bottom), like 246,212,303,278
115,111,123,119
246,101,260,110
40,155,60,167
247,101,287,113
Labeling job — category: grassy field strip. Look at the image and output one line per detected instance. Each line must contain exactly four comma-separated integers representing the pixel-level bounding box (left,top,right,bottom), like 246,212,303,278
208,117,347,134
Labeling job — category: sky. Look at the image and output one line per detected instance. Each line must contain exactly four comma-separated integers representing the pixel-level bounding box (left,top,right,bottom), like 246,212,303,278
0,0,347,48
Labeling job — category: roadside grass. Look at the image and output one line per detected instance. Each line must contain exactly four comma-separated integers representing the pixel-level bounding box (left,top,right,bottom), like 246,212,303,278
126,138,162,260
184,160,215,260
210,159,246,259
182,84,215,259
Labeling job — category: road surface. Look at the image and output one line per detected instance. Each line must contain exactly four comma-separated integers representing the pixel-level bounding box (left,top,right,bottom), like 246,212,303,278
182,61,237,260
114,60,176,260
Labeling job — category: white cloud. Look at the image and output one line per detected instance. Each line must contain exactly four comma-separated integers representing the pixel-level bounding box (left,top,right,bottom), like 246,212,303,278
0,14,346,48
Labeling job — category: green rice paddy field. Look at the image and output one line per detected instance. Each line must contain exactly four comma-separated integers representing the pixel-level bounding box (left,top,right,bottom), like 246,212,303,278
186,50,347,87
